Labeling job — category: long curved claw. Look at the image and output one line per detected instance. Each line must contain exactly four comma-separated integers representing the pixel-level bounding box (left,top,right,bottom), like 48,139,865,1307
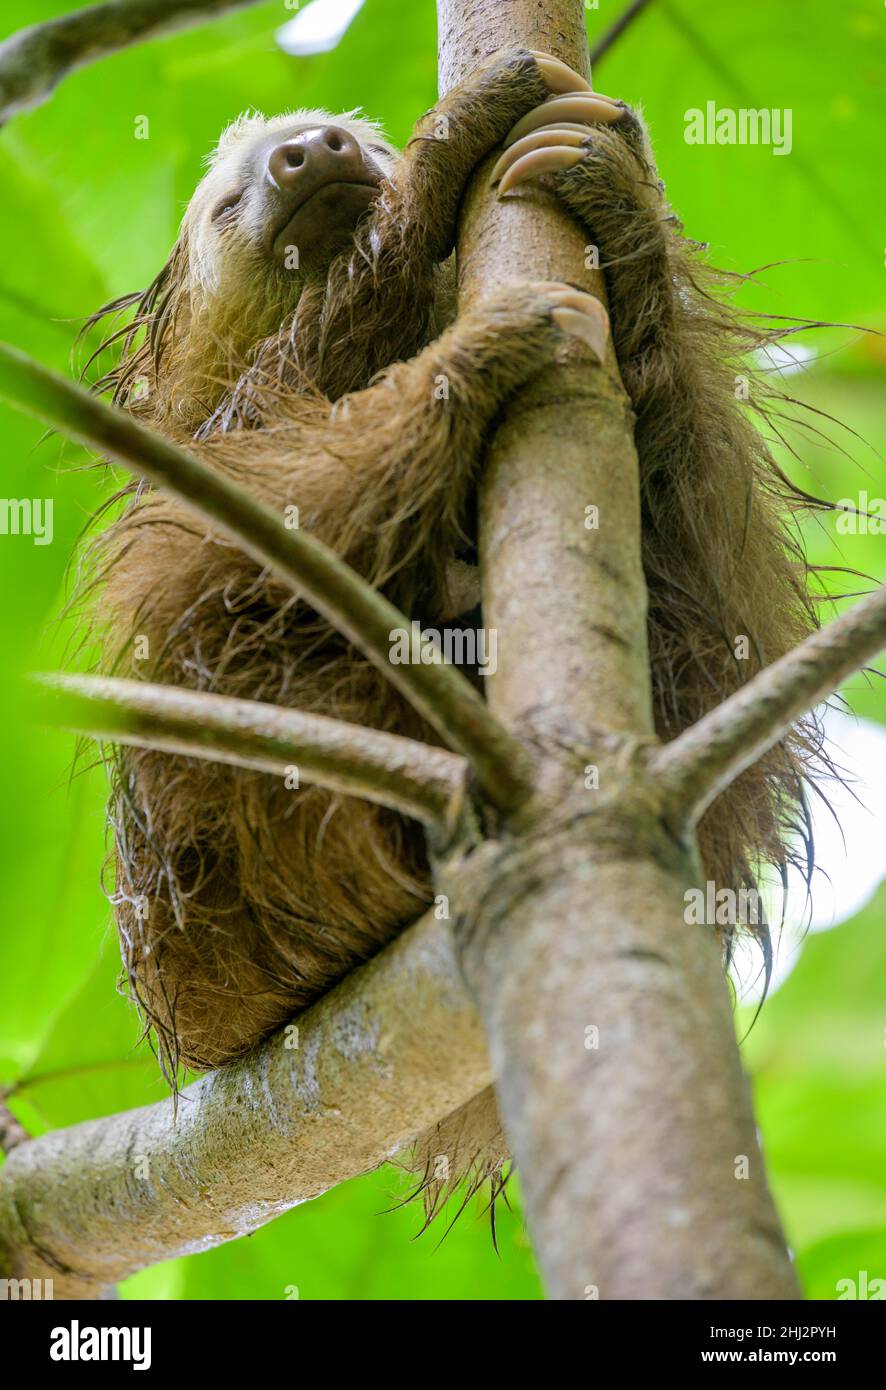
491,127,589,186
530,50,593,94
551,307,607,360
545,285,609,363
506,95,625,146
498,145,586,195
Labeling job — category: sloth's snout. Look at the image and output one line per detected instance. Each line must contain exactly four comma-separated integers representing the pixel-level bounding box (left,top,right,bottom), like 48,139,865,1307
265,125,381,265
267,126,366,194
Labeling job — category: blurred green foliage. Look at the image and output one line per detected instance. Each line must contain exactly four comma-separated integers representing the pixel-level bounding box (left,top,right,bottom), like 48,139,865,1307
0,0,883,1299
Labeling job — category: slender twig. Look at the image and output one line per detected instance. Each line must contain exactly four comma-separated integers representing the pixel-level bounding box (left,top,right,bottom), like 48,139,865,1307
0,0,264,123
6,1058,151,1103
0,1099,29,1154
659,1,863,246
652,584,886,824
0,343,533,813
36,672,469,827
589,0,654,69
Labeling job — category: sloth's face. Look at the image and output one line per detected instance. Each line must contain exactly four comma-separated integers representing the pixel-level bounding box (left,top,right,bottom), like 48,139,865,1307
119,112,401,425
186,109,399,292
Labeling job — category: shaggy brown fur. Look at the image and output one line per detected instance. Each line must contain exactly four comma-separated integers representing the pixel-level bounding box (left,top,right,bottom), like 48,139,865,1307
78,48,830,1217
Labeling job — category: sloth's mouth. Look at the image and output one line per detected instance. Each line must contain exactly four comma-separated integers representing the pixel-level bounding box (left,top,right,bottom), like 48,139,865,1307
270,179,381,262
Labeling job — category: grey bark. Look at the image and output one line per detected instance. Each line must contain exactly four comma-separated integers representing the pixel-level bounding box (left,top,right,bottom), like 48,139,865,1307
0,911,489,1298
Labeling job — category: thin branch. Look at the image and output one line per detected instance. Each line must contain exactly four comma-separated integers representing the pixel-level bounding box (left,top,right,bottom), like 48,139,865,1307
0,0,264,123
0,911,492,1297
36,672,468,828
0,1099,29,1155
0,342,533,814
588,0,654,69
7,1058,151,1102
652,583,886,824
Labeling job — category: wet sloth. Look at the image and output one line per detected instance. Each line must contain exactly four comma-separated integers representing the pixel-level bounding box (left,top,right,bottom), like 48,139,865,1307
83,49,821,1212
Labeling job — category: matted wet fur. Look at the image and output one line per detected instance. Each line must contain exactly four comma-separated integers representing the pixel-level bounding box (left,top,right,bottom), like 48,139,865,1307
75,49,842,1223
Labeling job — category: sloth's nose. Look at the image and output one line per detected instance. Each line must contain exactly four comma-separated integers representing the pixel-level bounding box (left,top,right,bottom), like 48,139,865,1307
266,126,366,193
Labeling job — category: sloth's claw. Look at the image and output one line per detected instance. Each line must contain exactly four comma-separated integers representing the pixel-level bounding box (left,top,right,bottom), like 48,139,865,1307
492,130,589,190
499,146,586,195
533,282,609,363
505,94,626,146
530,51,593,95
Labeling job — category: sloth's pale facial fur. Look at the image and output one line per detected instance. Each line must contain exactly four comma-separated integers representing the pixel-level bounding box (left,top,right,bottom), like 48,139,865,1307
188,109,399,296
149,111,400,423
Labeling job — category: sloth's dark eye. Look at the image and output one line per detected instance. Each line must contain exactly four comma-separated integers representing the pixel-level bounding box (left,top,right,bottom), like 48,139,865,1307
211,192,243,223
367,144,390,158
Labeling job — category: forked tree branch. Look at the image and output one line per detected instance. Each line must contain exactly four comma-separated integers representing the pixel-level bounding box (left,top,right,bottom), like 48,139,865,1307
0,911,491,1297
652,583,886,824
36,672,469,828
0,0,264,123
0,342,533,813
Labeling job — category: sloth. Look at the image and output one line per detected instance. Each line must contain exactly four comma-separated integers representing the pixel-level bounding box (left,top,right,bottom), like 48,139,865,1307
81,48,823,1217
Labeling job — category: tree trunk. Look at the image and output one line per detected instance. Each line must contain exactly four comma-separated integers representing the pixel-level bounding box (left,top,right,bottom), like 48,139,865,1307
436,0,800,1300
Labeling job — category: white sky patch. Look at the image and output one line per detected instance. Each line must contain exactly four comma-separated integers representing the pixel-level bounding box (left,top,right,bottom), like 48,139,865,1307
753,342,818,377
276,0,366,56
731,706,886,1004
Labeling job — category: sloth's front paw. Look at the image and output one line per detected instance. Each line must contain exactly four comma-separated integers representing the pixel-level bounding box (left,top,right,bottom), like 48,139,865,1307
491,90,634,195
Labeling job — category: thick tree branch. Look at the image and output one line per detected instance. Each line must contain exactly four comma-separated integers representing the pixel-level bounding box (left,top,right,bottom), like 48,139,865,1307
652,583,886,825
443,41,652,743
36,672,469,828
0,0,264,123
437,0,799,1301
0,911,491,1297
0,342,533,814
